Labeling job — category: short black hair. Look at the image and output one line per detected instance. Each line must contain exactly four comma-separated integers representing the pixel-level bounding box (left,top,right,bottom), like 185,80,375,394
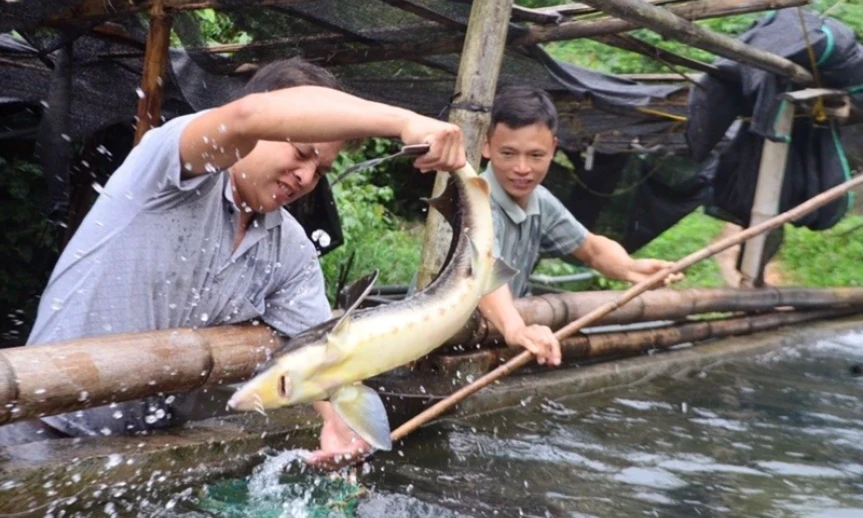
239,57,344,98
489,86,558,136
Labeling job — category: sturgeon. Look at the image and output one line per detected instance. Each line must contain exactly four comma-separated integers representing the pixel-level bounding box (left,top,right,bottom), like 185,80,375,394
227,163,516,451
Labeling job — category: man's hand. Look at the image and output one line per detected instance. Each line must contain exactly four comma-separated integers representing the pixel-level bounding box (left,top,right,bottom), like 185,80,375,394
399,116,466,173
504,324,562,367
305,403,373,471
624,258,684,287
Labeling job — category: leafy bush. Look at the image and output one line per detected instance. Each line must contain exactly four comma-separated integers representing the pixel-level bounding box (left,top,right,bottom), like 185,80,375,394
0,159,59,345
319,139,424,304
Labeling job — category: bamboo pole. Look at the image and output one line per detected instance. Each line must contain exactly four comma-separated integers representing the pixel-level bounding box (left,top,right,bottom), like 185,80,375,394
444,286,863,348
0,326,281,425
578,0,815,85
391,171,863,442
133,0,172,145
415,0,513,290
435,307,855,374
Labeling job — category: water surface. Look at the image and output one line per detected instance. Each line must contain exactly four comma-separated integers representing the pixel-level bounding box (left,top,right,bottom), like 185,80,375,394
162,329,863,517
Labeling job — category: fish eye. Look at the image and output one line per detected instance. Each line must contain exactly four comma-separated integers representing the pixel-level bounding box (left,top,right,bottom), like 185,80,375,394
278,375,291,399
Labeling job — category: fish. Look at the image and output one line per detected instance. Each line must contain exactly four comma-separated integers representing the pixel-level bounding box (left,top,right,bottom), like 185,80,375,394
226,163,517,451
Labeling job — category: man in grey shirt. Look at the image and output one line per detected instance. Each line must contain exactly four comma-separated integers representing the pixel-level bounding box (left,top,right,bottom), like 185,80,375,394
2,58,467,468
476,87,683,368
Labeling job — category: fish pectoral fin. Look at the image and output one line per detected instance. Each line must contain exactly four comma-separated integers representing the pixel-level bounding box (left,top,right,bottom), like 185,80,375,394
483,256,519,295
330,384,393,452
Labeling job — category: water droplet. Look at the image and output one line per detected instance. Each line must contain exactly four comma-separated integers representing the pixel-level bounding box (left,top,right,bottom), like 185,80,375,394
125,192,134,200
165,395,175,404
105,454,123,469
78,391,89,402
144,415,157,424
100,427,112,436
34,388,46,395
217,124,227,133
91,182,111,198
200,313,209,322
50,299,63,311
135,88,145,99
112,410,123,419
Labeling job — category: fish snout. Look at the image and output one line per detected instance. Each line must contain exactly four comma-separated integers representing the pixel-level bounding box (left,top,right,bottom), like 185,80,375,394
226,390,256,412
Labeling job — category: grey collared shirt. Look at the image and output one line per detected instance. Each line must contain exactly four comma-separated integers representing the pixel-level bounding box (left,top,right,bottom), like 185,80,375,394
24,111,331,436
483,166,588,297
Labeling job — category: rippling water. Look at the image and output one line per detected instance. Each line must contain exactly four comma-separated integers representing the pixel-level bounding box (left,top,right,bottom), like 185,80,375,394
164,329,863,517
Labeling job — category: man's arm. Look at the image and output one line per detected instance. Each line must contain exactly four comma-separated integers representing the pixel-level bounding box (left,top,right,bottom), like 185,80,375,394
179,86,464,175
573,233,682,285
478,284,561,366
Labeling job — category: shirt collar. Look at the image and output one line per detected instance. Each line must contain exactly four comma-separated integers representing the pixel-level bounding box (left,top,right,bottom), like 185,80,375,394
482,164,540,225
222,171,283,231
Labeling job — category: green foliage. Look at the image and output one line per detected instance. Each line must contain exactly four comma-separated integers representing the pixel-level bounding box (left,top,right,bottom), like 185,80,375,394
193,9,253,45
319,139,423,305
529,1,862,75
778,214,863,287
0,158,59,344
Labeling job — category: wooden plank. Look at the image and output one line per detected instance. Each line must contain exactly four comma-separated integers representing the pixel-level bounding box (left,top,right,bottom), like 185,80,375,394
739,99,795,287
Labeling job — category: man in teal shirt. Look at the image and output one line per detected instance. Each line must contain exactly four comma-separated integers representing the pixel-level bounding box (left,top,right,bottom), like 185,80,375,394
477,86,682,368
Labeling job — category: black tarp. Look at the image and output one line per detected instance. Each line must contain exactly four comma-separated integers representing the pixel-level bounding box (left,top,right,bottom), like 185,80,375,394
686,8,863,231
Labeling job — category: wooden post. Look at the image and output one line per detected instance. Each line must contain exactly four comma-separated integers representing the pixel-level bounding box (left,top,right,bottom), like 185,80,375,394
415,0,513,290
133,0,172,144
739,100,795,287
578,0,815,86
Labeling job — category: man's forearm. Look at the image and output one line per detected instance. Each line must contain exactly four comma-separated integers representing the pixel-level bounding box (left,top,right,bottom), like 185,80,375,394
575,234,635,282
478,284,526,342
181,86,413,173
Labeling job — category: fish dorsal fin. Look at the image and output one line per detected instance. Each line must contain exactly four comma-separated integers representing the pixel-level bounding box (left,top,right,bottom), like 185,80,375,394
332,269,379,336
421,177,458,229
484,257,519,295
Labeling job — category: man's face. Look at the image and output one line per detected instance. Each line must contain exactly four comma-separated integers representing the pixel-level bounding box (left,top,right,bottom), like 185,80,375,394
482,122,557,208
231,140,342,213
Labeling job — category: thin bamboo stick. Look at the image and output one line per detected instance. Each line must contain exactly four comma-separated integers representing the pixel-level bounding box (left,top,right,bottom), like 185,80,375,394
391,171,863,442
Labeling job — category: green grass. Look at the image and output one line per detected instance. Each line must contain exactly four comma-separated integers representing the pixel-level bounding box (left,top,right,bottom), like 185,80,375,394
778,214,863,287
533,209,728,291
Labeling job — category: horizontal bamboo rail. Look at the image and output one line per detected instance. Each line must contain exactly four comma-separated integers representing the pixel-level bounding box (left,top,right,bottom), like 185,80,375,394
444,286,863,348
1,287,861,425
0,326,281,425
431,307,856,375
